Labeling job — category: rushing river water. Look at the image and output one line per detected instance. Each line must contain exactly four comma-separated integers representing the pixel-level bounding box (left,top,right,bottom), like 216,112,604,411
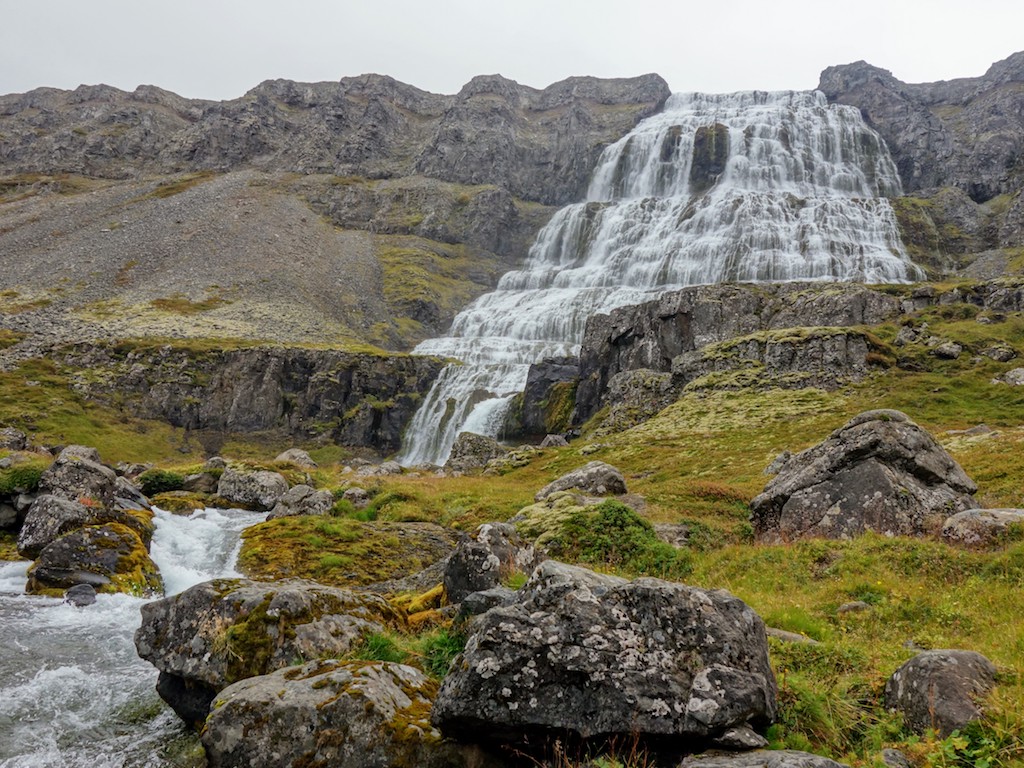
0,507,266,768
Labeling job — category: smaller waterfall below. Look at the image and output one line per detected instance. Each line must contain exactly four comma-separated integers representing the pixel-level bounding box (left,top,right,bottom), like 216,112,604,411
397,90,923,467
0,506,266,768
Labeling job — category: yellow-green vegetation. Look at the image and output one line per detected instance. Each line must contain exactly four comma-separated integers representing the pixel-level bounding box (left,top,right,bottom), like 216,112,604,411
0,289,53,314
148,292,231,315
0,453,50,496
351,628,466,680
0,358,204,464
0,173,104,203
0,532,19,560
0,329,24,349
134,171,217,201
237,517,455,586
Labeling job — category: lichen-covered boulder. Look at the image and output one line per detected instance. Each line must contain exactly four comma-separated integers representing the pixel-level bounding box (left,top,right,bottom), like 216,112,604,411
135,578,405,728
267,484,334,519
534,460,627,501
17,494,154,559
432,561,776,745
680,750,850,767
884,650,997,736
445,432,509,473
202,660,486,768
0,426,28,451
751,410,977,542
216,467,289,511
942,508,1024,547
443,523,539,603
274,448,318,468
26,523,162,597
38,445,118,509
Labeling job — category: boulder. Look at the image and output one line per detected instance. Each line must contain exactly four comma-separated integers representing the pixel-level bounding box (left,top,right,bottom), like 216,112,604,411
445,432,509,473
135,578,405,727
0,427,27,451
267,484,334,519
17,494,155,559
202,660,482,768
932,341,963,359
942,508,1024,547
216,467,289,511
113,476,152,512
539,434,569,448
751,410,977,542
680,751,850,767
884,650,997,736
342,486,370,509
274,448,318,468
27,523,162,597
355,460,404,477
534,460,627,501
181,472,218,494
443,523,539,603
38,446,118,509
432,561,776,744
64,583,97,607
997,367,1024,386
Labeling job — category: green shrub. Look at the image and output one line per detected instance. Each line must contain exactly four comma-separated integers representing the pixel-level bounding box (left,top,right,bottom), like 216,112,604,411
549,499,693,580
353,632,407,664
416,629,466,679
136,468,185,496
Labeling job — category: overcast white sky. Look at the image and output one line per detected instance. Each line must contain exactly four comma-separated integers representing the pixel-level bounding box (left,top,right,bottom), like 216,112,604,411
1,0,1022,100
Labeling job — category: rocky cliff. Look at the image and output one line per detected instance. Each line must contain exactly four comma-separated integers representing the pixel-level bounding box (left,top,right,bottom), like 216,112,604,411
0,74,668,351
819,52,1024,274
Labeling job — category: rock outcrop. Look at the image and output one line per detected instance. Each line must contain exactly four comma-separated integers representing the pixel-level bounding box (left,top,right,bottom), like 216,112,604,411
267,484,334,519
443,523,538,603
134,578,405,727
750,410,977,541
203,660,481,768
432,561,777,745
444,432,509,473
56,343,445,454
884,650,997,736
216,467,289,511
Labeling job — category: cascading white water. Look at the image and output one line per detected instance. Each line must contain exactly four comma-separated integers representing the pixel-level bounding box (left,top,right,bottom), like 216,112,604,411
398,90,923,467
0,506,266,768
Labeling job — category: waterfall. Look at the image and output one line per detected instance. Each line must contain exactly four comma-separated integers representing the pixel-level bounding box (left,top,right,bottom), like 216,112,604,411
0,506,266,768
397,90,922,467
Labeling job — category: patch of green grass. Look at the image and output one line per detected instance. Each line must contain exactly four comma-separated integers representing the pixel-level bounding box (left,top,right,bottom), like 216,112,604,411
136,171,217,200
135,468,185,496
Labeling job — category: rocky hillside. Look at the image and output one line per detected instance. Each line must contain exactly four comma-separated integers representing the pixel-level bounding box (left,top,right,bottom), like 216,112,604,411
820,51,1024,276
0,73,668,351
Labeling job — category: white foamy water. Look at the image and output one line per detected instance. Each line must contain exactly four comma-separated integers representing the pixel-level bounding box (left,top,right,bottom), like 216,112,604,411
0,506,265,768
398,90,922,466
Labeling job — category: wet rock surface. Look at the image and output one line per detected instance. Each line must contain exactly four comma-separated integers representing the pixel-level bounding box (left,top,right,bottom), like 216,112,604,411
432,561,776,744
751,410,977,541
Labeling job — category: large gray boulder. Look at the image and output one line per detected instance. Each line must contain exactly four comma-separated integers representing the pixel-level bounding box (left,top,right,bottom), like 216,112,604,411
681,751,850,767
942,508,1024,547
445,432,509,473
751,410,977,542
432,561,776,744
38,446,118,509
17,493,155,559
884,650,997,736
534,460,627,501
202,660,486,768
216,467,289,511
267,484,334,519
443,522,539,603
135,578,405,728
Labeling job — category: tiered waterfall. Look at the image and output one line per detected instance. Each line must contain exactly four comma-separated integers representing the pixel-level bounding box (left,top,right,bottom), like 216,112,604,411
397,90,922,466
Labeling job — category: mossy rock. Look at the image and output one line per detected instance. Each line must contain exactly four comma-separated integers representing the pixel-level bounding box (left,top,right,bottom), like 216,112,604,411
237,518,460,588
26,522,163,597
150,490,214,514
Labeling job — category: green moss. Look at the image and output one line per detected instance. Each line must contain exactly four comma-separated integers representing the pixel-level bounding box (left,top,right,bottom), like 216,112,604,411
136,468,185,496
543,380,577,434
0,456,49,495
0,531,20,561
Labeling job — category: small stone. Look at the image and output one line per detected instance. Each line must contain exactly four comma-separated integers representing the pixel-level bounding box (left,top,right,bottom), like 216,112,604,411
713,725,770,749
274,448,317,468
539,434,568,448
881,748,912,768
983,345,1016,362
932,341,962,359
342,487,370,509
837,601,871,614
64,583,97,607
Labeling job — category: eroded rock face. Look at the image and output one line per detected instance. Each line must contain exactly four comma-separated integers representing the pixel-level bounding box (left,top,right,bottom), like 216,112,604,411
432,561,777,744
216,467,289,511
942,508,1024,547
535,460,627,501
750,410,977,542
884,650,997,736
134,578,405,727
443,523,539,603
202,660,482,768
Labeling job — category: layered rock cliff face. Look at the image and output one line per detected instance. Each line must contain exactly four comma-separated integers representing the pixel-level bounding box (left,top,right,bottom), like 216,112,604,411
52,342,444,454
819,52,1024,273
